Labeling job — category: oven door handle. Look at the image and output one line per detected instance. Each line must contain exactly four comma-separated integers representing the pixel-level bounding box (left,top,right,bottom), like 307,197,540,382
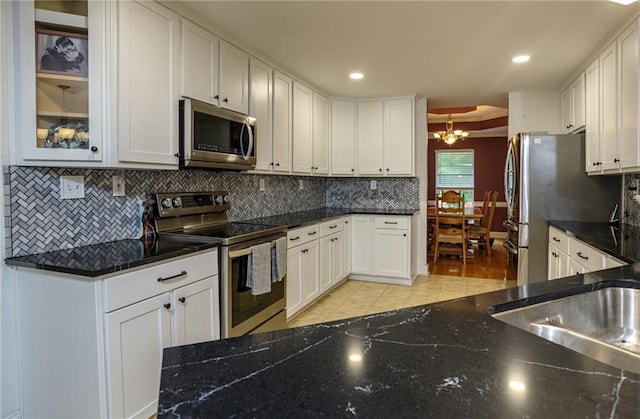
229,241,278,259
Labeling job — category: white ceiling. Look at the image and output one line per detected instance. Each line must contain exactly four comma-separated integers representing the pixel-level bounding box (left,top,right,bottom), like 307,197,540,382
177,1,639,110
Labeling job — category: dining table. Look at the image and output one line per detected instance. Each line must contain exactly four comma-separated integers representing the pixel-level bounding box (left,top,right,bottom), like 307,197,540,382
426,206,484,221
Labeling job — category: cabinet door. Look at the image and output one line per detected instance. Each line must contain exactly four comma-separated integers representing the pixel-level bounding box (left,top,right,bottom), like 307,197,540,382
600,42,619,171
181,19,219,105
351,215,373,274
106,293,172,419
17,1,104,164
292,81,314,174
547,243,560,280
331,232,345,285
319,235,333,293
384,98,414,175
567,257,586,276
272,71,292,172
312,92,330,175
343,217,352,276
116,0,180,167
219,40,249,114
357,101,384,175
173,277,220,346
330,100,357,175
618,22,639,170
286,247,303,318
561,87,572,134
302,240,320,304
585,59,601,173
249,58,273,171
374,229,409,278
572,74,586,131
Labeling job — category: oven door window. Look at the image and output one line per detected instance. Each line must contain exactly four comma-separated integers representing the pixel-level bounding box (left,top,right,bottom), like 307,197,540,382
193,111,254,158
230,254,285,328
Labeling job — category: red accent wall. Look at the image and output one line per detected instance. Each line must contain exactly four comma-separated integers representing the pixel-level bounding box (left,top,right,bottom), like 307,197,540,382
428,136,508,232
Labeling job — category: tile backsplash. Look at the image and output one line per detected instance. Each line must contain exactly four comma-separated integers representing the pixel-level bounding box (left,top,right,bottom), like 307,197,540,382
623,174,640,227
4,166,418,257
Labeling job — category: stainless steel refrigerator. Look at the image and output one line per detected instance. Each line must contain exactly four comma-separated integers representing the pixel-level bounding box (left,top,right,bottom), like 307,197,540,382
503,132,621,285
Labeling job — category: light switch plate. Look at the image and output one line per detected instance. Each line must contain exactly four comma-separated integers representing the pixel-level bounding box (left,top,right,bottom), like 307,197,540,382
259,178,266,192
370,180,377,190
299,179,304,190
60,175,85,199
112,175,125,196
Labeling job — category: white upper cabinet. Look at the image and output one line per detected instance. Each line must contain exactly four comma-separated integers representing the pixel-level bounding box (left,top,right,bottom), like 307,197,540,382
114,0,180,168
600,41,618,172
272,71,293,172
330,100,357,175
219,40,249,114
249,58,273,172
181,22,248,114
585,58,601,173
617,21,639,171
13,0,105,166
560,73,585,134
292,81,314,174
357,97,414,176
312,92,329,175
181,19,219,105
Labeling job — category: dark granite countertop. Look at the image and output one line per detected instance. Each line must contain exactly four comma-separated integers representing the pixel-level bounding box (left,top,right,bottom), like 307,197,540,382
158,267,640,418
549,220,640,263
241,207,419,229
4,237,220,277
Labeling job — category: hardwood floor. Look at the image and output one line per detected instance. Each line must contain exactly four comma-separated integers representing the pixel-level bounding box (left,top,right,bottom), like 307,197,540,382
430,238,509,280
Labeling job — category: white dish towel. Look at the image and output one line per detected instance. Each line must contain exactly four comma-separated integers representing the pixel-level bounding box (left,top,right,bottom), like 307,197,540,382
247,242,272,296
271,237,287,282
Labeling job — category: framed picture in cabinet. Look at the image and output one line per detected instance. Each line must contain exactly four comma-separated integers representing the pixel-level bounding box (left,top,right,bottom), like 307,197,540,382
36,27,88,77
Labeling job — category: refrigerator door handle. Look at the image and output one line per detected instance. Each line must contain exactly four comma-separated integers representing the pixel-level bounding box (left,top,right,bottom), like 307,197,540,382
503,239,520,255
504,219,519,231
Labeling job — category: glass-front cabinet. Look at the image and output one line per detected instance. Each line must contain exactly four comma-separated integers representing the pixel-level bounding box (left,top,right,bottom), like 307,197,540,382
14,0,104,164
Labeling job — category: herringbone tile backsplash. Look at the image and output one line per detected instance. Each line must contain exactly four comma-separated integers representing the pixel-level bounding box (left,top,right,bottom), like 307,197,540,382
4,167,418,257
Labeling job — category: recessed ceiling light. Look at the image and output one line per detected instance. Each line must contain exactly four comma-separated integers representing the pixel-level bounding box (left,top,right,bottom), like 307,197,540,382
609,0,637,5
349,72,364,80
512,55,530,64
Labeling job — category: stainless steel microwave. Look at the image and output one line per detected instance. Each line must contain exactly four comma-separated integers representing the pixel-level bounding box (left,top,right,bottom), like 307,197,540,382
179,98,256,170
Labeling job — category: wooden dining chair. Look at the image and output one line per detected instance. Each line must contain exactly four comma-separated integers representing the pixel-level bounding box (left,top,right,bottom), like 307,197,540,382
433,190,468,265
469,191,498,256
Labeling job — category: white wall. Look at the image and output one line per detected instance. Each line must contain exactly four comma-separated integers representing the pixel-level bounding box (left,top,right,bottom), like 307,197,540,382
415,98,428,275
508,91,562,137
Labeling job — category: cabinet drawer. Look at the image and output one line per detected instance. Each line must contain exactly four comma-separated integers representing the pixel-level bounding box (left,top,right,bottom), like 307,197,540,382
287,223,320,248
548,226,569,254
568,238,604,272
103,250,218,312
320,218,344,236
374,216,408,230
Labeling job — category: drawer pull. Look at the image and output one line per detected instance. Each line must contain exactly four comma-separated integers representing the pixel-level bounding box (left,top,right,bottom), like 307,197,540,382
178,297,186,304
576,252,589,260
552,237,561,242
290,236,300,241
329,225,338,229
308,231,317,235
384,221,398,225
157,271,187,282
163,303,171,310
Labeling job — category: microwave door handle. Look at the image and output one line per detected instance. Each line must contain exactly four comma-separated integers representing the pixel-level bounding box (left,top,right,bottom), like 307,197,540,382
246,120,254,160
239,122,247,160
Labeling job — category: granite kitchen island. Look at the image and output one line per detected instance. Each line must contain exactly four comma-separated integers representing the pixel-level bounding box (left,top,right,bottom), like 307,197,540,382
158,265,640,418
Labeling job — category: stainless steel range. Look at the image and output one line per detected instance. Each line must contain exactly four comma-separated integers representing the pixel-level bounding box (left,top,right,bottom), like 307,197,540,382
153,192,287,338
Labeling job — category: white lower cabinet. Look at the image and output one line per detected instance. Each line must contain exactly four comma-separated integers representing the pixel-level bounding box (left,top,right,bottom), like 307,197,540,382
351,214,416,285
286,233,320,318
13,249,219,418
547,226,627,280
343,217,352,276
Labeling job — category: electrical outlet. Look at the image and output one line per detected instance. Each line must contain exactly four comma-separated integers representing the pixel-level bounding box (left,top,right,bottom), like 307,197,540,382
299,179,304,190
259,178,266,192
370,180,377,190
60,175,85,199
112,175,125,196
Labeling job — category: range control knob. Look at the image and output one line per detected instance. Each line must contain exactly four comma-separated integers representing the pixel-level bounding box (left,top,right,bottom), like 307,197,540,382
172,197,182,208
161,198,172,209
223,195,230,204
214,195,224,205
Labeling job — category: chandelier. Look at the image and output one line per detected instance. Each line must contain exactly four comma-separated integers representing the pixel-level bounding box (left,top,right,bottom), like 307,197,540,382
433,114,469,145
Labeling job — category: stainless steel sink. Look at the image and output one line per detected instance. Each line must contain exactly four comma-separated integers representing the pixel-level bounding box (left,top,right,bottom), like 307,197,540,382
491,287,640,374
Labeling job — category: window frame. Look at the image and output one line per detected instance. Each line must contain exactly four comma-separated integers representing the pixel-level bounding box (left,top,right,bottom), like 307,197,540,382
435,149,475,208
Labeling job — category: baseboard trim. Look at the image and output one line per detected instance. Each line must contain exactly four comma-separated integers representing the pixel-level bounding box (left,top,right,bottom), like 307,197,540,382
349,273,415,286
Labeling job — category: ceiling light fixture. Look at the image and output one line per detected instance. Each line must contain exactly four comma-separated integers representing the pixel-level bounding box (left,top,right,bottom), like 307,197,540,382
609,0,637,5
433,114,469,145
512,55,530,63
349,72,364,80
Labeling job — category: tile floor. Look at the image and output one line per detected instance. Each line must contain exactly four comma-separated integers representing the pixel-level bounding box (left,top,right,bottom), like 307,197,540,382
287,275,510,328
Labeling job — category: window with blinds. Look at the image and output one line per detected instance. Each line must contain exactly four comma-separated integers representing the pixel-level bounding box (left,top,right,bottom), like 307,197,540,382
435,149,474,207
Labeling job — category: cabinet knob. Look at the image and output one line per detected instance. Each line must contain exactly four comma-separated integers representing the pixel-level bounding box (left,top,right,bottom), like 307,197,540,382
174,153,181,158
179,297,186,304
614,158,620,163
223,98,229,103
90,146,98,153
214,95,219,100
379,168,383,172
351,168,354,172
403,233,407,237
386,168,389,172
164,303,171,310
275,163,280,167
